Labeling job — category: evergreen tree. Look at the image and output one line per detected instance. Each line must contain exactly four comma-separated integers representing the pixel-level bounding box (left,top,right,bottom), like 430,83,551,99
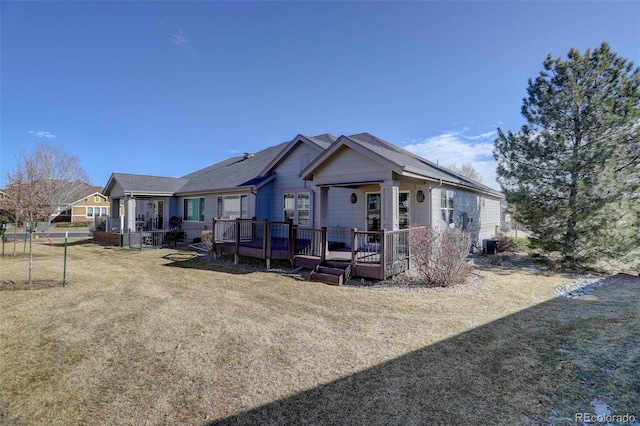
494,43,640,266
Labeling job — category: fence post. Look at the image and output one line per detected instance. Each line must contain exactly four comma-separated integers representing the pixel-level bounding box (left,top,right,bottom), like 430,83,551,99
211,218,217,259
289,223,297,266
265,219,271,269
351,228,357,278
321,226,327,262
234,219,240,264
380,229,386,279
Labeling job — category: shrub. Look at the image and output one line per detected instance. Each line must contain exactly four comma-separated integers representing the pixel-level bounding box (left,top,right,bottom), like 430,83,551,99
496,236,530,253
409,225,472,287
56,221,93,228
201,230,213,251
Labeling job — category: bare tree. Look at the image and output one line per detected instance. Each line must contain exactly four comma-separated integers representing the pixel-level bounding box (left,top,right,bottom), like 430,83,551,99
1,143,89,284
448,162,483,182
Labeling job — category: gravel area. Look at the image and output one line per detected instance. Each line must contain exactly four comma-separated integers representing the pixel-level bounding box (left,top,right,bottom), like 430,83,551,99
202,252,639,296
553,273,640,299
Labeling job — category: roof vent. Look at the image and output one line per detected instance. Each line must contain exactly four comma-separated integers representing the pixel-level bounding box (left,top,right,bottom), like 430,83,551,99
243,152,254,159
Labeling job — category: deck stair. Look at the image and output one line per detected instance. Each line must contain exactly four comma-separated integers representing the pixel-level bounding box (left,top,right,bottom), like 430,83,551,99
310,260,351,285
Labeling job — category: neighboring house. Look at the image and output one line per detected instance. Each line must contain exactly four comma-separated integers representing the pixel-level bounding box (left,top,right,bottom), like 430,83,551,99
51,184,113,223
103,132,503,249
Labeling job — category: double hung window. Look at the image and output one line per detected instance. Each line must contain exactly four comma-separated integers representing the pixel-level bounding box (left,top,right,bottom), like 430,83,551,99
283,192,310,226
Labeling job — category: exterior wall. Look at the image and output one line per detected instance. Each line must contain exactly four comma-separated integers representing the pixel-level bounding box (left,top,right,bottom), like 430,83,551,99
269,143,322,225
430,186,502,248
312,146,391,186
109,182,125,198
71,194,110,222
255,181,273,221
326,186,369,230
398,182,431,227
479,195,502,242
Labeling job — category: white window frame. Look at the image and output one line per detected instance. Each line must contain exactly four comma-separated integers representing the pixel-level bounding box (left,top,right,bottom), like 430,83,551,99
86,207,94,217
217,194,248,219
441,189,454,224
399,191,410,230
283,191,311,226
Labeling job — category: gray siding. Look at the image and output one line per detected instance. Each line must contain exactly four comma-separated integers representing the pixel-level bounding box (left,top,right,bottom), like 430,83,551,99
270,143,322,223
313,147,391,185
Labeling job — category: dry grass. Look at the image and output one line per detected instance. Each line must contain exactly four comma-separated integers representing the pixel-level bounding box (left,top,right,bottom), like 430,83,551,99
0,239,638,425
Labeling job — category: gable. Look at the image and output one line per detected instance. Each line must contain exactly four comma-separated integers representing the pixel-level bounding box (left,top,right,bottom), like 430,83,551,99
311,145,391,186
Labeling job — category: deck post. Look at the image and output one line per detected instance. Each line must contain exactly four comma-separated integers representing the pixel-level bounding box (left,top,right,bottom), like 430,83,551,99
321,226,327,262
264,219,270,270
211,218,217,259
234,219,240,265
289,222,297,266
380,229,386,279
350,228,357,278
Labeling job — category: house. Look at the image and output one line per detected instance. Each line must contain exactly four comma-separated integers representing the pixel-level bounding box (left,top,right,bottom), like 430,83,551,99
51,184,114,223
101,132,503,278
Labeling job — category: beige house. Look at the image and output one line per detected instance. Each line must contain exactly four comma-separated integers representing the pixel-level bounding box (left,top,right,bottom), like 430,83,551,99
52,189,115,223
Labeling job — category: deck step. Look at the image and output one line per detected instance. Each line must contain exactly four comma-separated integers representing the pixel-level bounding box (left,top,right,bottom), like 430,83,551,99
310,271,344,285
310,261,351,285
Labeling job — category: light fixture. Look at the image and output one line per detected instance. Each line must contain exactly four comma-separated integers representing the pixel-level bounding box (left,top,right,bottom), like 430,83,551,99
350,193,358,203
416,190,425,203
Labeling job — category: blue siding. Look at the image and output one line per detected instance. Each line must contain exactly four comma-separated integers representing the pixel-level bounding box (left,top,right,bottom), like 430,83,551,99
255,182,273,221
168,197,180,220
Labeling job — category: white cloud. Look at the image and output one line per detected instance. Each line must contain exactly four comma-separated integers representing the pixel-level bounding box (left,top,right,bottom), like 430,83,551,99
402,129,500,190
28,130,56,138
170,26,191,50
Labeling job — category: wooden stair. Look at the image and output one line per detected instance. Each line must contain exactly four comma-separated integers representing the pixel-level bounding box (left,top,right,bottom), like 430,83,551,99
310,260,351,285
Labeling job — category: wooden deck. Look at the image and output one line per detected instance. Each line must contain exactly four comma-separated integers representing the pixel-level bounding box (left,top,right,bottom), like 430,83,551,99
211,219,416,280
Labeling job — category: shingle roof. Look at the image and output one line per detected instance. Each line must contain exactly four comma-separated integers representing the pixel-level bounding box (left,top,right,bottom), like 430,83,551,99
307,133,338,148
176,142,289,194
108,173,190,195
104,132,501,198
338,133,501,197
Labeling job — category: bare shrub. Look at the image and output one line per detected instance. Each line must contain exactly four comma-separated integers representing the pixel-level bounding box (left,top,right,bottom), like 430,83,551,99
201,230,213,251
409,225,472,287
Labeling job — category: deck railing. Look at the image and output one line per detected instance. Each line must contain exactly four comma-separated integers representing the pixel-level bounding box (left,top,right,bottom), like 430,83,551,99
210,219,421,279
212,219,327,268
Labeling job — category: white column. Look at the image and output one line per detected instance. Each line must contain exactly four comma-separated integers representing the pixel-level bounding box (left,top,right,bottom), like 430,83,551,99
380,180,399,231
313,186,329,228
125,196,136,232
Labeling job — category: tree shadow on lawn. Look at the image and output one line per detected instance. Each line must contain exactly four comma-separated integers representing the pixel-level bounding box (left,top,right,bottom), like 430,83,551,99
162,253,254,275
208,283,640,425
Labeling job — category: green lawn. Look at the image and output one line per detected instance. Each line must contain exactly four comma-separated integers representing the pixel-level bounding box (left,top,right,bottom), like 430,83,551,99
1,239,638,425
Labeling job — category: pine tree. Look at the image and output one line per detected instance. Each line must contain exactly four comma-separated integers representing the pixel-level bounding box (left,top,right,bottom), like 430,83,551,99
494,43,640,266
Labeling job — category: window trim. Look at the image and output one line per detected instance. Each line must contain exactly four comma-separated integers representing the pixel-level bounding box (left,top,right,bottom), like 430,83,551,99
183,197,205,222
399,191,410,229
217,194,248,219
440,189,454,224
283,191,311,226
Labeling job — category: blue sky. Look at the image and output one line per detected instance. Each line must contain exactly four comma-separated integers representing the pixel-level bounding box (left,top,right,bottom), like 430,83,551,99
2,1,639,190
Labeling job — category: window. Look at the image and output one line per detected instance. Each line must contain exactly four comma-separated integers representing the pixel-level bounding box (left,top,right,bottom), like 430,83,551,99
284,193,295,222
94,196,101,203
441,190,454,224
86,207,94,217
283,192,310,225
217,195,248,219
184,198,205,222
297,193,310,225
399,191,410,229
101,207,108,216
